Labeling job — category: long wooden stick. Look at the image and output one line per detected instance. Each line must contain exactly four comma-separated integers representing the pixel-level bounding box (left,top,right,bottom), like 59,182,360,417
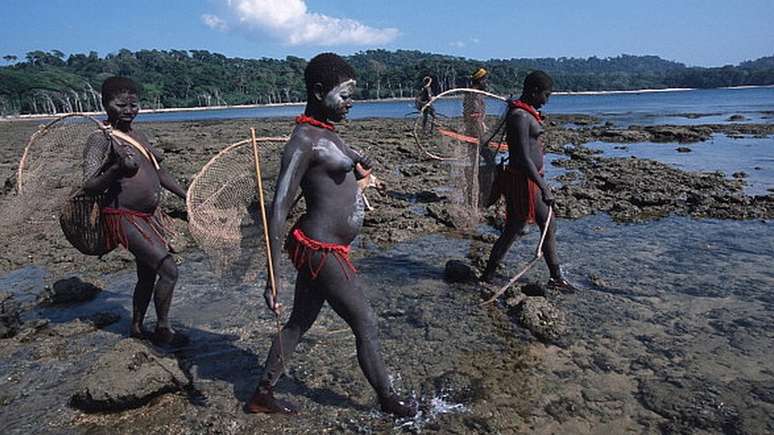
481,206,554,306
251,128,285,368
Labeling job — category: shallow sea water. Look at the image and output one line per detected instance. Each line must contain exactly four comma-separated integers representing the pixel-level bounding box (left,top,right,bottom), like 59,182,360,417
1,213,772,433
587,134,774,196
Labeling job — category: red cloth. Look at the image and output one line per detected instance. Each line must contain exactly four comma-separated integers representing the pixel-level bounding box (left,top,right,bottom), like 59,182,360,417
498,167,544,225
295,114,335,131
102,207,171,250
510,100,543,124
286,228,356,280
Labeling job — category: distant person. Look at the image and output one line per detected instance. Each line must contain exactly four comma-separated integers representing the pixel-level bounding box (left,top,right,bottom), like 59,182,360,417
82,77,188,347
246,53,415,418
463,67,497,208
415,76,436,132
480,71,576,293
463,67,489,140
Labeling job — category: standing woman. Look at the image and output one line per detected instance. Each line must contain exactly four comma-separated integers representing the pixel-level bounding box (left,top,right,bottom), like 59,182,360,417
247,53,415,417
82,77,188,347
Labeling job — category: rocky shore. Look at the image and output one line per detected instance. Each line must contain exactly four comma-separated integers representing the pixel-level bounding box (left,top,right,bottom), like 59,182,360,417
0,113,772,433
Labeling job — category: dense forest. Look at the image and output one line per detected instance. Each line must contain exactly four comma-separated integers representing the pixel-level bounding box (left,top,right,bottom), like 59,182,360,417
1,49,772,115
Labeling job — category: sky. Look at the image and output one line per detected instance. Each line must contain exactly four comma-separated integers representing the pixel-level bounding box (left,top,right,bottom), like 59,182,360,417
0,0,772,66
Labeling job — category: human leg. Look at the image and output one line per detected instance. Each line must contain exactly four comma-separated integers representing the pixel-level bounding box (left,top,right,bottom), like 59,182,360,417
130,259,156,338
122,216,185,344
247,272,324,414
535,198,576,293
481,197,527,282
315,260,414,417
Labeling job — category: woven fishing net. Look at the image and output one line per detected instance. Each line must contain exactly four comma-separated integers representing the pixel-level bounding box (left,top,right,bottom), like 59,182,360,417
0,114,108,253
413,89,509,228
186,136,287,283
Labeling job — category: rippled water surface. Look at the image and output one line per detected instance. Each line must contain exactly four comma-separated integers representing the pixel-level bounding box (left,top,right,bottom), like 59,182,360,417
2,214,772,433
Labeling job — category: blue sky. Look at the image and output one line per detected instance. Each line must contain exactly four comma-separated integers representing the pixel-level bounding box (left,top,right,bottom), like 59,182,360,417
1,0,772,66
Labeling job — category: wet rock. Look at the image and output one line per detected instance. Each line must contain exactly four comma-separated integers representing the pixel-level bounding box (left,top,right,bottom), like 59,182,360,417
15,319,50,343
642,125,713,143
512,297,567,343
71,339,190,412
732,171,748,179
84,312,122,329
544,397,581,423
0,292,22,338
727,114,746,122
675,146,692,153
39,277,101,305
552,155,774,222
594,128,651,142
444,260,476,283
2,176,15,195
429,370,485,404
638,377,742,434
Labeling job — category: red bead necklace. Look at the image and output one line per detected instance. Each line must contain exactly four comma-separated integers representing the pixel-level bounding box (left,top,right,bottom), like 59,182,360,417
510,100,543,124
295,114,335,131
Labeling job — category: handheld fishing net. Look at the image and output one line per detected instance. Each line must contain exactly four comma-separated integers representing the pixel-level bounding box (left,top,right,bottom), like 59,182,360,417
413,88,510,227
5,113,169,258
186,136,288,283
0,114,111,258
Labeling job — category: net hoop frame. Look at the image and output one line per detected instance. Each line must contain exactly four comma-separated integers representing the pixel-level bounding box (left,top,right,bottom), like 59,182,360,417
16,113,109,193
185,136,288,244
412,88,507,161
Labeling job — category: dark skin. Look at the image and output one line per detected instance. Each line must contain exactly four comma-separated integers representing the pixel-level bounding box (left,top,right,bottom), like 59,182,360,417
248,76,414,417
482,85,574,289
83,91,188,344
416,77,436,131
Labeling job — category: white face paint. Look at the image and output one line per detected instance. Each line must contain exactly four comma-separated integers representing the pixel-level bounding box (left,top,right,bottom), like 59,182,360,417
323,79,356,122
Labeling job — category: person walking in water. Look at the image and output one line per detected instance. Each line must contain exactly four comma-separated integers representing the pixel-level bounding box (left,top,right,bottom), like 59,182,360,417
246,53,416,418
481,71,577,293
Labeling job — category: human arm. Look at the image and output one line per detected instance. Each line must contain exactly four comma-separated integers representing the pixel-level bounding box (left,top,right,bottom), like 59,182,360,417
82,133,126,194
158,167,186,200
263,133,313,314
338,142,373,180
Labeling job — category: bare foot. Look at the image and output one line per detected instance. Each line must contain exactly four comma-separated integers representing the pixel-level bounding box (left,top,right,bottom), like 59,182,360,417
379,394,417,418
130,325,151,340
547,277,578,294
246,387,298,414
150,327,190,349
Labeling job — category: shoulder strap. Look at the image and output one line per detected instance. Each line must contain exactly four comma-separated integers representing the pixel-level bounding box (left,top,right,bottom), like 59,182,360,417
110,130,160,170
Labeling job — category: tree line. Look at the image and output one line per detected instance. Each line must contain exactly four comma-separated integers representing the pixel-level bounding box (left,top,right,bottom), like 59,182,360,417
1,48,772,115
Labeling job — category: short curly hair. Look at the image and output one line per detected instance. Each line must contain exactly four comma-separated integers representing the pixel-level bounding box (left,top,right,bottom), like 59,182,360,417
304,53,356,99
523,71,553,93
101,76,139,107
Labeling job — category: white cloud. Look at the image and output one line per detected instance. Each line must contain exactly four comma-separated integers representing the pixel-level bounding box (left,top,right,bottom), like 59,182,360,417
201,14,229,31
205,0,399,46
450,41,466,48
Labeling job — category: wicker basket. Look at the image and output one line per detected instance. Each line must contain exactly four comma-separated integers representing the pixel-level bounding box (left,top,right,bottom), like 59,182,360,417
59,190,115,256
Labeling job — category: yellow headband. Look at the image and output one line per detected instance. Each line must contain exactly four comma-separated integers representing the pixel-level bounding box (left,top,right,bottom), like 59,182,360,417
472,67,488,81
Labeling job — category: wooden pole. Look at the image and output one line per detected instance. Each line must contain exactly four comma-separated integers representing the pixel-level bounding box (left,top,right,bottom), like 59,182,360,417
481,207,553,306
251,128,285,369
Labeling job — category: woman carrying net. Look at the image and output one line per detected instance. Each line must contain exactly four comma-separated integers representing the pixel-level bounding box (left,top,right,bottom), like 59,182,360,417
82,77,188,348
246,53,415,417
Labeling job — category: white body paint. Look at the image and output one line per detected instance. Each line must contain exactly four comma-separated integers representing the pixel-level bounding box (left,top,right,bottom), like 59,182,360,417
349,189,365,228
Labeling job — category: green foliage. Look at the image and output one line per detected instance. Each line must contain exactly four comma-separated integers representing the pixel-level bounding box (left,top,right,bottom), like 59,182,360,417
1,49,772,115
